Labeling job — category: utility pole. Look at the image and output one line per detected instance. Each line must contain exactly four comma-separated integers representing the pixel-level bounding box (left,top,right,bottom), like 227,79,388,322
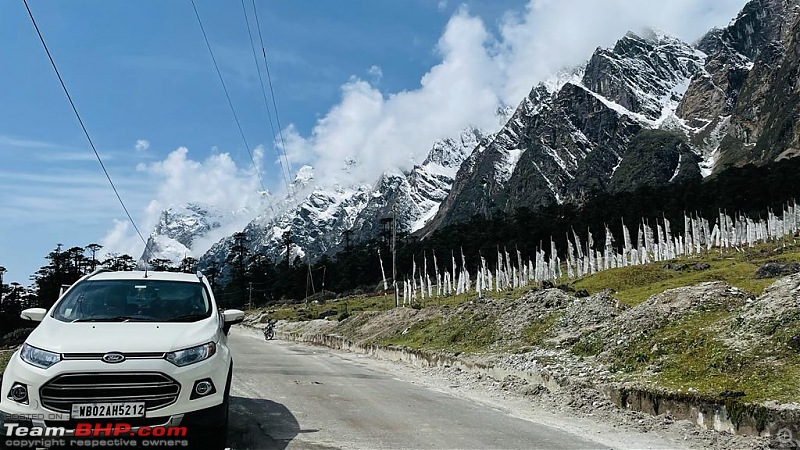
282,231,293,268
392,205,398,308
0,266,6,304
248,282,253,310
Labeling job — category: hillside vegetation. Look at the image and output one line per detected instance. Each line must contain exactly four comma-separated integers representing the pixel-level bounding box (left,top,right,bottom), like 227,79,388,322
256,241,800,404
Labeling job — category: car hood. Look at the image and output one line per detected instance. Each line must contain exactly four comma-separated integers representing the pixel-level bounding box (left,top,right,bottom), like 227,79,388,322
25,316,219,354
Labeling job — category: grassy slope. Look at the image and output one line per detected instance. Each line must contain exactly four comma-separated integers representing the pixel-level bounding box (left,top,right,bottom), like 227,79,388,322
572,242,799,306
257,242,800,403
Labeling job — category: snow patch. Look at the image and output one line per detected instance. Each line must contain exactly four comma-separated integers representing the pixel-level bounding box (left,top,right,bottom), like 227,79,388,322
495,149,524,184
531,162,563,204
669,154,682,182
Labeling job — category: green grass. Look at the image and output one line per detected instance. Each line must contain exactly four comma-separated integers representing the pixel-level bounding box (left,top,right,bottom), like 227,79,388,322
594,307,800,403
572,242,800,306
253,287,534,322
522,313,561,347
378,313,498,354
250,294,397,321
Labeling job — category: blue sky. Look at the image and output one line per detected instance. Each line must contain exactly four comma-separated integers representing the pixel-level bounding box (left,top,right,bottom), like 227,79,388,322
0,0,746,284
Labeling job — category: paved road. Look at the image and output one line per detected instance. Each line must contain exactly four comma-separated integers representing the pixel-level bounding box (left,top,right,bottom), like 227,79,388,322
226,329,606,450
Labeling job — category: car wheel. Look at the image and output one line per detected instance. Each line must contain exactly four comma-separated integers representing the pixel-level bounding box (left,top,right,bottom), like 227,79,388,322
202,365,232,450
188,361,233,450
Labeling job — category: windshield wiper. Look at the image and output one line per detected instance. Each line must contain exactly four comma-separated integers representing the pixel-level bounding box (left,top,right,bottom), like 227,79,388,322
72,316,149,323
169,313,210,322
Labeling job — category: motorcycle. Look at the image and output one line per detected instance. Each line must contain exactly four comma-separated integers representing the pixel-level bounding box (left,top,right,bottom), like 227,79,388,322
263,320,276,340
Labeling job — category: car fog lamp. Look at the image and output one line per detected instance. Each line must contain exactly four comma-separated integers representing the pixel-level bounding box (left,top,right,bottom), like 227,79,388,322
190,378,217,400
195,381,213,396
8,383,28,404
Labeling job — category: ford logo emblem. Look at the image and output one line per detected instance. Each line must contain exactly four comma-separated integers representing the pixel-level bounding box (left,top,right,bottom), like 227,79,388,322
101,352,125,364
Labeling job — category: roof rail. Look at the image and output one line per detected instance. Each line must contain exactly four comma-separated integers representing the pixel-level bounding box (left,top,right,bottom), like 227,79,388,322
85,268,112,280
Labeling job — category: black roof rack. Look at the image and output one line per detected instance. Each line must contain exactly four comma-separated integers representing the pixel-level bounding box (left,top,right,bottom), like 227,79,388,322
85,268,112,280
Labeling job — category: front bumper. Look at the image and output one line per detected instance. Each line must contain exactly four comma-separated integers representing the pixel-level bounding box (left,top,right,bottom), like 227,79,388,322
0,347,230,432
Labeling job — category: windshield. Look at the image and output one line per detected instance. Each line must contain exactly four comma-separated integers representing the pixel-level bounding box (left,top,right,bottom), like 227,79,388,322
53,279,212,323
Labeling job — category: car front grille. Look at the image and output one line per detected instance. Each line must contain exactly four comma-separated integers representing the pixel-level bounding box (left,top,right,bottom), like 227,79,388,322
61,352,165,360
40,372,180,413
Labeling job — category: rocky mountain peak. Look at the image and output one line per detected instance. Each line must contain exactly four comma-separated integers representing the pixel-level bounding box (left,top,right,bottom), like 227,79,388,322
293,165,314,188
151,203,224,249
582,30,704,122
422,127,484,169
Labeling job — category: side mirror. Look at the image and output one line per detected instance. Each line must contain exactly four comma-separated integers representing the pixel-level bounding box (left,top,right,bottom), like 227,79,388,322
21,308,47,322
221,309,244,335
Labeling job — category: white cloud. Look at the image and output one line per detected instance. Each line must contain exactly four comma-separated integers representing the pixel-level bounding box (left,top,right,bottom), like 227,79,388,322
102,146,267,259
282,0,745,189
0,134,56,148
135,139,150,152
496,0,746,105
100,220,140,260
367,65,383,83
285,9,503,186
438,0,448,12
102,0,747,261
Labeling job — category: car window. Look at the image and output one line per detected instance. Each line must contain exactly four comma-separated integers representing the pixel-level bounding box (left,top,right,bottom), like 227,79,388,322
52,279,211,323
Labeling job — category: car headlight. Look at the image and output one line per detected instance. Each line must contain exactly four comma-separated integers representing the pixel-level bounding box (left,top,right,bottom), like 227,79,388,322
19,343,61,369
165,342,216,367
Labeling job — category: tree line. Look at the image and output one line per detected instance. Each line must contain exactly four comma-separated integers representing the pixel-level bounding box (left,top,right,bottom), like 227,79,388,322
3,156,799,329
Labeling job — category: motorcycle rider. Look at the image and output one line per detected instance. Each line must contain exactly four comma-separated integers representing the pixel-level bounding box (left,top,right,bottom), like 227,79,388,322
264,318,277,339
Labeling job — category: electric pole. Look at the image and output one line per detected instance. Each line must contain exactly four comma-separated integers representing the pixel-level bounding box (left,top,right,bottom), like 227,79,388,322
0,266,6,305
392,204,398,308
282,231,293,268
248,282,253,310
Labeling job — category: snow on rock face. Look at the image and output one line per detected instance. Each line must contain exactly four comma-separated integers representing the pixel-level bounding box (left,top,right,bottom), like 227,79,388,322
350,127,488,244
140,203,228,263
429,30,708,229
582,30,705,123
152,203,225,247
195,126,487,270
293,165,315,189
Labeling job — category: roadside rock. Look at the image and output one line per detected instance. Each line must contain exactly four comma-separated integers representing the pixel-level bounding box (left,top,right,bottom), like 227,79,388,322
732,272,800,345
498,289,574,340
755,262,800,279
551,293,620,346
581,282,748,354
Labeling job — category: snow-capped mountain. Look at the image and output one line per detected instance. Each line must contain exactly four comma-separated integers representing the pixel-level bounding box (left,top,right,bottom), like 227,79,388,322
145,0,800,269
201,176,373,266
348,127,488,245
162,126,488,269
427,0,800,231
426,30,705,230
141,203,231,263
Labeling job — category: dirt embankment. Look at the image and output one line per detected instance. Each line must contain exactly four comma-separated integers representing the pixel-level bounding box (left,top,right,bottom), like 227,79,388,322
251,273,800,449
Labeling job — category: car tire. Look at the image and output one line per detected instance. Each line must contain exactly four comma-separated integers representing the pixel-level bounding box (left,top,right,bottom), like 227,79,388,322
200,364,232,450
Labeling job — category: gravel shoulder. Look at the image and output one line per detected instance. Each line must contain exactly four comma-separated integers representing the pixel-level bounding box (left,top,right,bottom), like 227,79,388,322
252,325,768,450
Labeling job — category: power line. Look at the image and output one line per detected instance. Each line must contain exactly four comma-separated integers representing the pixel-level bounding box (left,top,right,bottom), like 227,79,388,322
250,0,295,201
190,0,268,194
239,0,293,197
23,0,152,260
248,0,320,289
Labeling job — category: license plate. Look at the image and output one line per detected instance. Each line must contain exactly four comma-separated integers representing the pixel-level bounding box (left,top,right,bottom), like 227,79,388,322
71,402,145,419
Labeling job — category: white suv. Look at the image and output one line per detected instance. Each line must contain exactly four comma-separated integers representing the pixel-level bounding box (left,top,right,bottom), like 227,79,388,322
0,270,243,449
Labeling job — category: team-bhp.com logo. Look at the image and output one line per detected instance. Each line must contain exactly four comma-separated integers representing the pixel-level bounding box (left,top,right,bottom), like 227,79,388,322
4,422,189,448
